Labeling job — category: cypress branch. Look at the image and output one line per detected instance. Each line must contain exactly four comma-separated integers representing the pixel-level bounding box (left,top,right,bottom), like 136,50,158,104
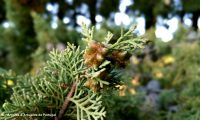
1,24,146,120
56,82,77,120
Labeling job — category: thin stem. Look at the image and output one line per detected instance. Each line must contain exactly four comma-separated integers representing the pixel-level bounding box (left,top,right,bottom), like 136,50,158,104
55,82,77,120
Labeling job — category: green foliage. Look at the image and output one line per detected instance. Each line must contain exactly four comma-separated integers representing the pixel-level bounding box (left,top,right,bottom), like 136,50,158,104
159,89,177,110
125,25,200,119
0,26,7,68
2,0,200,119
1,44,86,120
131,0,173,17
70,90,106,120
109,25,145,52
32,12,58,46
99,0,119,18
102,90,143,120
0,0,6,23
173,23,190,42
173,80,200,120
168,42,200,88
1,24,145,120
3,0,38,73
0,69,16,106
182,0,200,12
55,21,81,45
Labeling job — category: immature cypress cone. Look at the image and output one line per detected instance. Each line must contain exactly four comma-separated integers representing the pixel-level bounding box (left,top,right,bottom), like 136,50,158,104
108,50,130,67
84,79,99,92
84,41,107,67
84,69,108,92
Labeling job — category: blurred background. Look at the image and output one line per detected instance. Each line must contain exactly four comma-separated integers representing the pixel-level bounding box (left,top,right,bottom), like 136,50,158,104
0,0,200,120
0,0,200,73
